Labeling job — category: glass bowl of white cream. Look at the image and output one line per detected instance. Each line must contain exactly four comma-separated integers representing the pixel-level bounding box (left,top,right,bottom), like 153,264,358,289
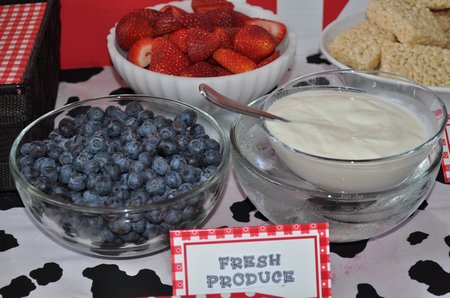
260,69,447,193
230,70,446,242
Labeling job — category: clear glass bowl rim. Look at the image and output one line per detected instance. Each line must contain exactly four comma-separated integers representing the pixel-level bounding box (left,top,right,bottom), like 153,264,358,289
9,94,231,214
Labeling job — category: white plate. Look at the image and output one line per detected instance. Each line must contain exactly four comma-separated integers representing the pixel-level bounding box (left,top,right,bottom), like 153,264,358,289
319,12,450,95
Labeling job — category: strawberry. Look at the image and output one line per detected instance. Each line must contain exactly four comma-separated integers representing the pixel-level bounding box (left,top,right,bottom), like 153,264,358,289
148,37,190,76
168,28,189,52
127,37,154,67
244,18,287,45
159,5,188,18
232,11,251,27
178,13,212,30
257,50,280,67
212,48,256,74
191,0,234,14
153,11,183,36
212,64,233,76
204,7,235,27
233,25,276,63
212,27,233,49
130,8,161,26
116,12,154,51
186,28,220,62
179,61,218,77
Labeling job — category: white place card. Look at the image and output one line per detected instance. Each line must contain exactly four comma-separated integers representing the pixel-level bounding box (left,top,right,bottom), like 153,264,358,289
170,223,331,297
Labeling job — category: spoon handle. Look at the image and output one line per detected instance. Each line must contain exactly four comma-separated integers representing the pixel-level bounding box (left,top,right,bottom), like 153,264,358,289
199,83,288,122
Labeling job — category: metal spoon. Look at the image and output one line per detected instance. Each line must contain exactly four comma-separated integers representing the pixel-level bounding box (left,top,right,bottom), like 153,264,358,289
199,83,289,122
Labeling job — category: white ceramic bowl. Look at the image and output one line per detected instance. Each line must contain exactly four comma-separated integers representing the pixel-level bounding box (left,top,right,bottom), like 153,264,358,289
106,1,297,113
260,69,447,193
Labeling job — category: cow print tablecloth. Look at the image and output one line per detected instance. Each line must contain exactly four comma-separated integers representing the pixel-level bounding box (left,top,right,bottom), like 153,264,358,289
1,53,450,298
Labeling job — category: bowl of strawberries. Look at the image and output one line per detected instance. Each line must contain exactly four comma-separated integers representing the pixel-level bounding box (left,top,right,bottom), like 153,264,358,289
106,0,297,113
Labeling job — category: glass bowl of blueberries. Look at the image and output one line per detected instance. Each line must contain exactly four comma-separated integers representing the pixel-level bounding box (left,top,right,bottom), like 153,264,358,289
9,95,230,258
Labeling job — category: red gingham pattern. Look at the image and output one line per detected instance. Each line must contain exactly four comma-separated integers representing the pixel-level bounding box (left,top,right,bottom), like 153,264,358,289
148,293,283,298
441,115,450,183
0,2,46,85
169,223,332,297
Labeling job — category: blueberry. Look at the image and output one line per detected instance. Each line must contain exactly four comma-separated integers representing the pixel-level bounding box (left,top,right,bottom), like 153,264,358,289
120,128,139,143
130,160,145,173
18,155,35,169
180,165,201,183
183,152,201,167
95,228,117,246
106,139,121,154
159,127,175,140
152,156,170,176
83,159,100,175
120,231,140,243
164,209,182,224
125,102,144,117
178,182,194,194
141,168,157,182
175,135,191,152
153,115,172,129
138,152,153,168
107,120,124,138
132,219,146,234
58,151,74,165
171,119,187,135
175,109,197,127
109,218,132,235
103,196,123,208
47,147,63,161
138,120,157,137
169,155,187,172
87,107,105,122
202,150,222,167
188,139,206,155
145,177,166,196
137,110,154,122
93,174,112,195
190,123,205,137
111,181,129,194
83,120,102,136
32,176,52,193
142,222,159,239
19,142,33,156
34,157,56,173
74,114,88,127
51,185,70,199
86,135,106,154
68,174,87,192
157,138,178,157
86,173,98,190
113,155,131,173
58,118,77,138
73,153,90,172
127,171,144,190
182,205,196,221
28,141,47,159
124,141,142,159
142,135,160,155
93,152,111,166
145,210,164,224
41,166,58,184
164,171,182,188
129,189,148,204
82,190,103,207
102,161,121,180
205,138,220,151
20,165,36,180
58,164,74,184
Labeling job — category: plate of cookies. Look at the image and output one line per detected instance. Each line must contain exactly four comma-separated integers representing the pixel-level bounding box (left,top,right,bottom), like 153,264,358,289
320,0,450,94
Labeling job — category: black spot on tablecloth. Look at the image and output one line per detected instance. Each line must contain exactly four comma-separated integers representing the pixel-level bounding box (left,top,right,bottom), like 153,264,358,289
230,198,267,223
407,231,429,245
418,199,428,211
0,275,36,298
29,263,63,286
356,283,384,298
409,260,450,296
65,96,80,105
0,230,18,252
60,67,104,83
330,239,369,258
436,168,447,184
0,192,24,210
109,87,136,95
445,235,450,257
254,210,269,222
306,53,331,65
83,264,172,298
